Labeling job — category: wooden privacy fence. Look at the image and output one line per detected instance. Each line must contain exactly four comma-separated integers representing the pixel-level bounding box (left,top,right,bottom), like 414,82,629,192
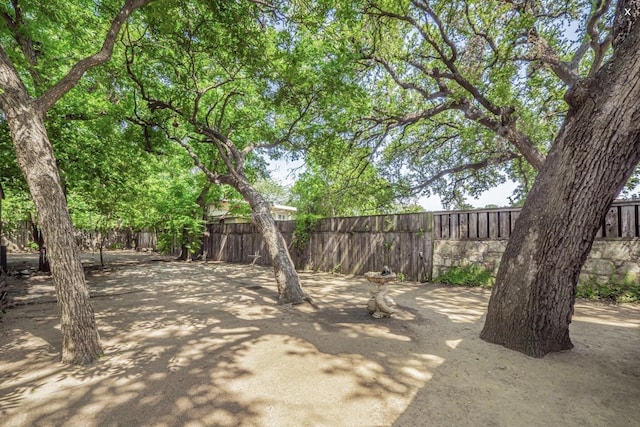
5,200,638,280
206,213,434,282
433,200,640,240
206,200,640,281
3,221,159,252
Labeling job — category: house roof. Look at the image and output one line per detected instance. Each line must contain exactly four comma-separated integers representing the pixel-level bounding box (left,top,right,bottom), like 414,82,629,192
271,204,297,212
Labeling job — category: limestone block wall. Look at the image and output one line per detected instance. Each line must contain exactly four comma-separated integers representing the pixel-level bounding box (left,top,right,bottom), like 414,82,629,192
583,241,640,282
433,240,640,283
432,240,507,278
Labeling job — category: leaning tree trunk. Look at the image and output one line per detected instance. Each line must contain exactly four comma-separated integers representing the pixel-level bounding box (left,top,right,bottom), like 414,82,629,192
0,0,152,365
174,136,310,304
5,103,103,364
480,16,640,357
236,180,309,305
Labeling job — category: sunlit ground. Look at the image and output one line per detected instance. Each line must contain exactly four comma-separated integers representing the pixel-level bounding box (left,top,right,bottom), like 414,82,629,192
1,253,639,426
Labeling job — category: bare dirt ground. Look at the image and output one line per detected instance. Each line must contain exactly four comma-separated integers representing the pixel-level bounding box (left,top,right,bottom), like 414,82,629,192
1,251,639,427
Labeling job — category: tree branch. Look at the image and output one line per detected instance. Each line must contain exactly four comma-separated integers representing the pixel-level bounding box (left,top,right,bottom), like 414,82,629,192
36,0,153,112
1,0,42,87
526,28,579,87
243,92,318,154
367,101,461,131
367,54,437,100
586,0,615,75
456,100,546,170
172,136,231,186
411,151,521,194
411,0,458,62
365,1,546,172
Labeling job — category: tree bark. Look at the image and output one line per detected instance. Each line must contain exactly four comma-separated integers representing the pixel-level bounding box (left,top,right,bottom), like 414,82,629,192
0,0,151,364
237,180,310,305
174,137,310,305
480,19,640,357
6,103,103,364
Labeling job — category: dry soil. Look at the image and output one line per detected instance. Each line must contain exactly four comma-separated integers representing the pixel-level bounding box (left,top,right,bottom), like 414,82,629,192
0,251,639,427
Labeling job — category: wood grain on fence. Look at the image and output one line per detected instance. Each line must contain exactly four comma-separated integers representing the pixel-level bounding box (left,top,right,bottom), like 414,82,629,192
8,200,637,279
433,200,640,240
206,212,434,282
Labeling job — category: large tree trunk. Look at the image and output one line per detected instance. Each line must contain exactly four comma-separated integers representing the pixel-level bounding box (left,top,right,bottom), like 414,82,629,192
3,102,102,364
0,0,151,365
237,180,310,305
480,16,640,357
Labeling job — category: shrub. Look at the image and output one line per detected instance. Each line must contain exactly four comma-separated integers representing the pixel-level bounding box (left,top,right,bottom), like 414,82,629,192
434,263,494,288
577,273,640,303
292,214,322,252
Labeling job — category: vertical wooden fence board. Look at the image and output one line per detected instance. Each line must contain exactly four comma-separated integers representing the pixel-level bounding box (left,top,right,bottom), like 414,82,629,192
422,230,434,281
489,212,499,239
604,207,619,238
459,213,469,240
368,233,380,273
621,206,636,238
468,213,478,239
368,233,376,272
478,213,489,239
450,214,460,240
441,215,450,239
398,232,413,280
216,233,228,261
499,212,511,239
320,232,330,271
433,215,441,239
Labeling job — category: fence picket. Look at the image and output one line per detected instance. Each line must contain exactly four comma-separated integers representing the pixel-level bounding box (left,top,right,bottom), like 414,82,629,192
5,202,638,281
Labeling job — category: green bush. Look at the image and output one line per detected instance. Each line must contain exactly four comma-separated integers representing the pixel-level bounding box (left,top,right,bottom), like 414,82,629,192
434,263,494,288
292,214,322,252
577,273,640,303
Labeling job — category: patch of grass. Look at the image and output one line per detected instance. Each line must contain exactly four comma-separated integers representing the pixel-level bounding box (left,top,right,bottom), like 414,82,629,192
434,263,494,288
577,273,640,303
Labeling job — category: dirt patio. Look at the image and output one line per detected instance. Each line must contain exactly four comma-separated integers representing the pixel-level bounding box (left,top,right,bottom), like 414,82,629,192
1,251,639,426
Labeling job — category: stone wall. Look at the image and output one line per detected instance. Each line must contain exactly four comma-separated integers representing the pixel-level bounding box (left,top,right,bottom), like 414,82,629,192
433,240,640,283
432,240,507,278
584,241,640,283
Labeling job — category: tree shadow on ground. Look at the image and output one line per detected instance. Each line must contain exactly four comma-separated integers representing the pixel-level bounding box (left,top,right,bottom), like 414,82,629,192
392,285,640,427
1,258,639,426
1,260,449,426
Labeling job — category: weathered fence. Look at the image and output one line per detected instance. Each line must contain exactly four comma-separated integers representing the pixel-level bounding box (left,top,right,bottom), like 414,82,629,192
1,220,33,250
206,213,434,282
3,221,158,252
433,209,520,240
207,200,640,284
4,200,639,283
433,200,640,240
431,200,640,282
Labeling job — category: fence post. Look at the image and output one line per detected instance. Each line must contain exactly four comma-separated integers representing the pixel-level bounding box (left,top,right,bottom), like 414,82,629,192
0,245,6,273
